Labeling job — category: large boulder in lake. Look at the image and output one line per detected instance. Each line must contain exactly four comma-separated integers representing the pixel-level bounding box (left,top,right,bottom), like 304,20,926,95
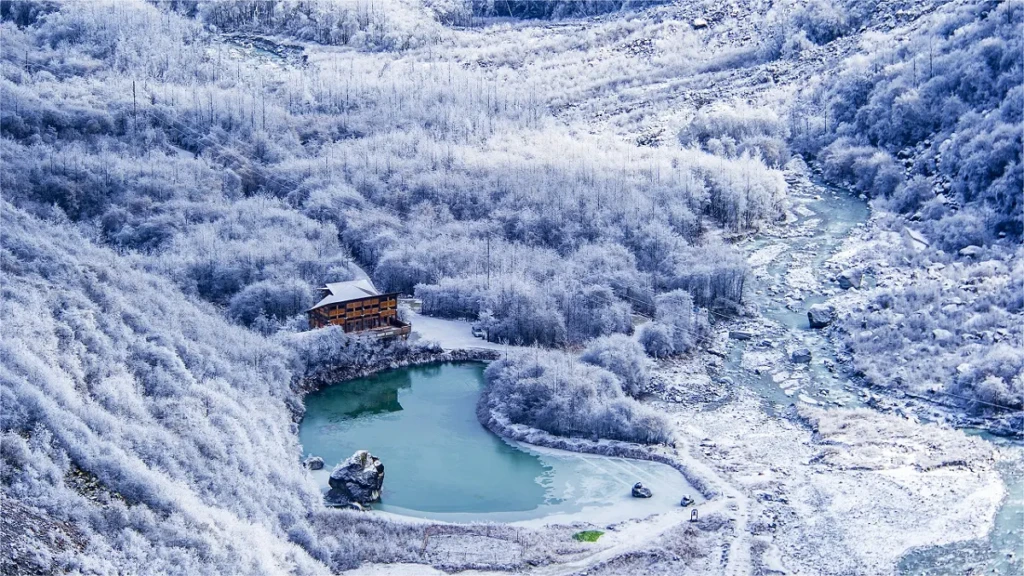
807,304,835,329
327,450,385,506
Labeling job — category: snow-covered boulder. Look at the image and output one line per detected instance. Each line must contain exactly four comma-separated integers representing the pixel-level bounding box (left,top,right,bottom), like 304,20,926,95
304,455,325,470
932,329,954,343
680,495,695,507
691,18,708,29
958,245,983,258
631,482,653,498
837,269,862,289
807,304,834,329
791,348,812,363
326,450,385,506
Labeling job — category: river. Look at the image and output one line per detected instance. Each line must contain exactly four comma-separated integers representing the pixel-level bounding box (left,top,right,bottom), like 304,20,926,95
720,166,1023,575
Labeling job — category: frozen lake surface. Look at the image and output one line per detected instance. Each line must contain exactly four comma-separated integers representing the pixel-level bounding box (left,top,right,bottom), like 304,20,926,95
300,362,700,524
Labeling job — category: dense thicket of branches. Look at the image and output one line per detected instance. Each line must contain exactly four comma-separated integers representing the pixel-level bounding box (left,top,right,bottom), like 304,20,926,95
480,350,672,444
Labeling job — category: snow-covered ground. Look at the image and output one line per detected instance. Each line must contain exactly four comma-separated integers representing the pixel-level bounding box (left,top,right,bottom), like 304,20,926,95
408,311,508,352
656,383,1005,575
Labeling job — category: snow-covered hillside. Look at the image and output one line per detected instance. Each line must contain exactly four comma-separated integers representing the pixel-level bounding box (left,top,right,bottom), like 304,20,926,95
1,0,1020,574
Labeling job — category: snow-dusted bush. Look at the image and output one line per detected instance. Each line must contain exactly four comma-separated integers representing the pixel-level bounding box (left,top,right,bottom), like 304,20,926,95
283,324,410,384
654,289,703,354
819,139,902,199
581,334,653,397
637,322,673,359
791,0,849,44
679,104,789,167
840,258,1023,413
480,350,673,444
480,279,568,346
636,289,710,358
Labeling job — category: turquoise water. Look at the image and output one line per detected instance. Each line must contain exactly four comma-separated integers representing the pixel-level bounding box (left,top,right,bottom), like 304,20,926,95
299,362,699,522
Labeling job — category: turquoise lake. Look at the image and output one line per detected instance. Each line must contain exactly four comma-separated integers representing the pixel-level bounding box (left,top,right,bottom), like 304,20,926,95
299,362,700,523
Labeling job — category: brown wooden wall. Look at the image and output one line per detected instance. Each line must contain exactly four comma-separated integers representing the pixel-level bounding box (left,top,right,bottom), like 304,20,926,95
308,293,400,332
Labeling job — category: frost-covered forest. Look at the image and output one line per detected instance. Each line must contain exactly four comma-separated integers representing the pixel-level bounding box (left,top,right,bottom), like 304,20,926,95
1,0,1021,574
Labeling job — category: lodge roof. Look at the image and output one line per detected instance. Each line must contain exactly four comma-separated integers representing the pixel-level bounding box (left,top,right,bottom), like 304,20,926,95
309,278,380,310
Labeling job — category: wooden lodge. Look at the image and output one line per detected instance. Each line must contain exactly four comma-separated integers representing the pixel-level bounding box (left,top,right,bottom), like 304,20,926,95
307,279,411,338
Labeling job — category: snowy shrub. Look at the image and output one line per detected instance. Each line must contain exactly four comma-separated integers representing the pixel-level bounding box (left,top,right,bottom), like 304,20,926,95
469,0,666,20
481,350,673,444
954,344,1024,410
1,204,327,574
679,104,789,166
791,0,849,44
884,175,932,214
800,0,1022,241
416,276,487,319
637,322,673,359
927,212,988,253
283,325,410,383
819,139,902,198
581,334,654,397
654,289,703,354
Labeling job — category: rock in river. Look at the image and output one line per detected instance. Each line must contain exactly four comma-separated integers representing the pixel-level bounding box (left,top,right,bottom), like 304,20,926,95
632,482,653,498
304,455,325,470
807,304,835,329
837,269,862,289
791,348,812,363
326,450,385,506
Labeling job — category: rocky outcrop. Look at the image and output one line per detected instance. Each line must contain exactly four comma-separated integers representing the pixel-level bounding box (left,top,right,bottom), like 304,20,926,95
791,348,812,363
326,450,385,506
632,482,653,498
807,304,834,329
837,269,862,290
958,245,983,258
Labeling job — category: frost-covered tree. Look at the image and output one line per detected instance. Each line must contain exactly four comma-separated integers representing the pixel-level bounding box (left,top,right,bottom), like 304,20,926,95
480,350,672,444
581,334,654,397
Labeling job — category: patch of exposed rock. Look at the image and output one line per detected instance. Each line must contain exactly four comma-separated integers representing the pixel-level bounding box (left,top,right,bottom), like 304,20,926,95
326,450,385,507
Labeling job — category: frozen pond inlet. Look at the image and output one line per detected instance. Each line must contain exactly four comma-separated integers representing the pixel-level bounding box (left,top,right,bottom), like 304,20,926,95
299,362,701,524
